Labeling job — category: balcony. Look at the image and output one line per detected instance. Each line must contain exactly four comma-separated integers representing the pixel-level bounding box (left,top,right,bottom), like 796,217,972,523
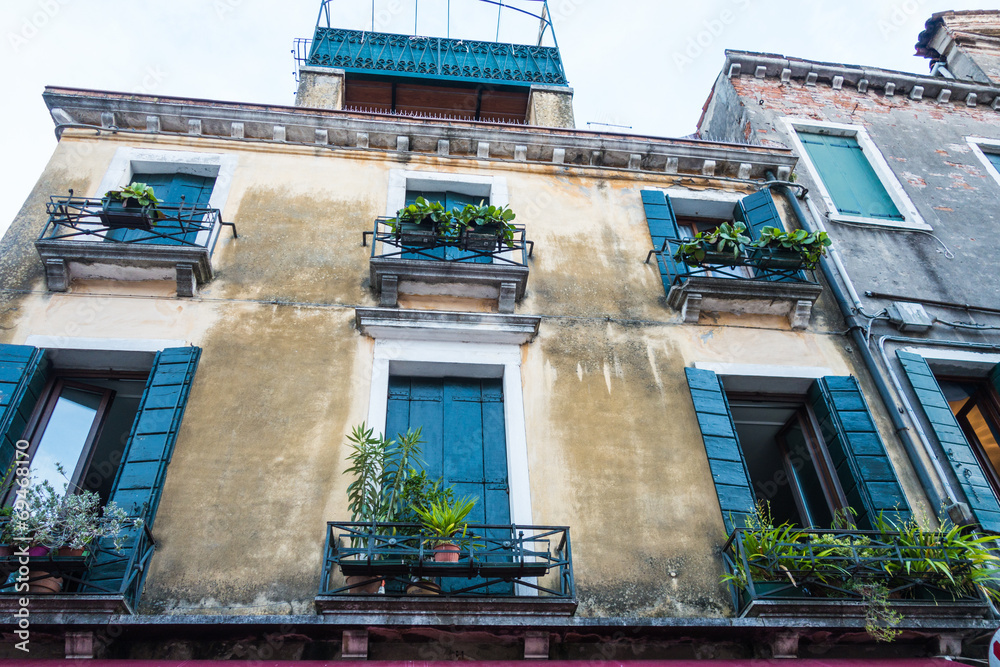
722,527,995,621
35,192,237,297
316,521,576,616
365,217,532,313
0,524,155,615
648,240,823,329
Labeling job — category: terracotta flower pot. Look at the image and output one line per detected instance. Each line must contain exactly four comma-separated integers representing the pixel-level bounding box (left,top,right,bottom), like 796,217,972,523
344,575,382,594
434,542,461,563
25,545,63,594
58,547,85,557
406,580,441,595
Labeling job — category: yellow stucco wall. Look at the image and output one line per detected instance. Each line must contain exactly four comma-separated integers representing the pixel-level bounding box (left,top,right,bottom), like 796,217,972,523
0,130,933,617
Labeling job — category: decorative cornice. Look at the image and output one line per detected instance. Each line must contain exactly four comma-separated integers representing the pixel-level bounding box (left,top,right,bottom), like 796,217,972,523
354,307,541,344
724,50,1000,111
42,87,796,181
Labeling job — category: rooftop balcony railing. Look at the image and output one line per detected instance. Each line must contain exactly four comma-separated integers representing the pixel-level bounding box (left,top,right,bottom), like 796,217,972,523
319,521,573,601
722,527,995,619
295,28,569,88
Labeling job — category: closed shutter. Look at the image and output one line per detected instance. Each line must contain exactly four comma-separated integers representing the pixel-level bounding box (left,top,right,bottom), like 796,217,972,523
809,376,910,529
0,345,47,473
402,190,489,263
106,173,215,245
985,152,1000,174
797,132,904,221
84,346,201,596
897,351,1000,532
684,368,755,533
641,190,684,291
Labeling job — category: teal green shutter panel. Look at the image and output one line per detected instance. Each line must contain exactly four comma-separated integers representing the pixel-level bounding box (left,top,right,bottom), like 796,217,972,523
989,361,1000,397
808,376,910,529
641,190,685,291
401,190,490,263
106,173,215,245
897,352,1000,532
684,368,755,532
985,152,1000,174
0,345,48,472
733,189,782,241
85,346,201,596
797,132,904,221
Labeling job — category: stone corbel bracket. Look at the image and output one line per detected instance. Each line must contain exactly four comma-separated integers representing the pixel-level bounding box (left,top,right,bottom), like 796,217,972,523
667,276,823,330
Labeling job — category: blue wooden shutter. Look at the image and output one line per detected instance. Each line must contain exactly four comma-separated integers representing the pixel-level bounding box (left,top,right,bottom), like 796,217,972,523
733,189,782,241
684,368,755,533
0,345,47,473
641,190,684,292
797,132,903,221
987,152,1000,174
402,190,489,263
808,376,911,529
989,362,1000,397
897,352,1000,532
107,173,215,245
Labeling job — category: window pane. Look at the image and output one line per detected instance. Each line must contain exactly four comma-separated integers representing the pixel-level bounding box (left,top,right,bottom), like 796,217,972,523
986,151,1000,173
32,387,102,492
967,404,1000,476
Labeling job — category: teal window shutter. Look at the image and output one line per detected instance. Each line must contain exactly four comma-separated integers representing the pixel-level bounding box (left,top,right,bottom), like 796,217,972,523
684,368,755,532
402,190,489,263
797,132,904,221
897,351,1000,532
986,151,1000,173
991,361,1000,397
809,376,910,529
0,344,48,473
106,173,216,245
733,189,782,240
641,190,685,291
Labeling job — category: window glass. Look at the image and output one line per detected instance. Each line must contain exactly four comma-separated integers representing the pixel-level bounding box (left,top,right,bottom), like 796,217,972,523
940,378,1000,494
32,386,103,492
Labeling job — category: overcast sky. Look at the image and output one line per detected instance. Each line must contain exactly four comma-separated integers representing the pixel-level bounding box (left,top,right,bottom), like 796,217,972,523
0,1,991,236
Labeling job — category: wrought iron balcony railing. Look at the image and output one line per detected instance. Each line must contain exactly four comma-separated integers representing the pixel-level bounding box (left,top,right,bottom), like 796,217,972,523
0,523,155,613
722,527,993,617
38,192,237,249
320,521,573,599
646,239,819,287
296,28,569,88
365,217,532,266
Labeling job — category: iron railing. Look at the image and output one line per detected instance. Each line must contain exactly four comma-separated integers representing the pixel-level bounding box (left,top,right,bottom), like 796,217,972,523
0,523,155,613
295,28,568,88
38,192,236,249
722,527,992,616
646,239,819,287
364,217,532,265
320,521,574,598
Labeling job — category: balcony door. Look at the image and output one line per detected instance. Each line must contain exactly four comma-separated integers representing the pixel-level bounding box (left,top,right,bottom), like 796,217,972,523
402,190,491,263
105,172,215,245
386,375,512,594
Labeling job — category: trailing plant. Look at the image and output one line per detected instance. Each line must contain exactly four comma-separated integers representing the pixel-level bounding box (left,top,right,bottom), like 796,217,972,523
849,580,902,642
750,226,832,269
105,182,161,208
673,221,750,267
413,496,477,546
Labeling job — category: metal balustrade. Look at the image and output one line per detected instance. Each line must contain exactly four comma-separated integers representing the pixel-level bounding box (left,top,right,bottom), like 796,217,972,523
319,521,574,599
646,239,819,286
364,217,532,266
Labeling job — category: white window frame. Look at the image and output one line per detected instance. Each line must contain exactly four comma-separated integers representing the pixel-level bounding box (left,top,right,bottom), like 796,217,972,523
780,118,930,231
386,170,508,216
96,147,238,249
968,137,1000,189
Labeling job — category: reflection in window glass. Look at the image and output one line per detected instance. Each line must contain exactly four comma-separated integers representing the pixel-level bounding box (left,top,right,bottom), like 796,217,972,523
31,387,102,492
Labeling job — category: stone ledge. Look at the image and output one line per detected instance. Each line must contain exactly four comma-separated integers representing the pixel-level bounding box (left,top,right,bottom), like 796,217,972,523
743,598,993,621
0,594,131,617
314,595,577,617
35,240,214,297
355,307,541,344
667,276,823,329
370,257,529,313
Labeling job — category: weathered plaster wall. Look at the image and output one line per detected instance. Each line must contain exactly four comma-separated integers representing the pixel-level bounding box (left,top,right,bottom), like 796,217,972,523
0,130,928,618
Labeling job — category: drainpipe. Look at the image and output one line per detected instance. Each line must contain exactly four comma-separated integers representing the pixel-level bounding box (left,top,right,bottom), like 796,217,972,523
763,174,951,513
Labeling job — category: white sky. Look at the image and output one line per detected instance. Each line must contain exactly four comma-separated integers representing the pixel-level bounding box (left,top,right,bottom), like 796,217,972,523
0,0,992,236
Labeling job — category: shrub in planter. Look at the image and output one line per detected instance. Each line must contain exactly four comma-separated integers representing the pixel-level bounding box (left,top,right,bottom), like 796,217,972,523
413,496,477,563
673,222,750,268
386,198,518,251
749,227,832,270
100,182,163,230
454,202,517,251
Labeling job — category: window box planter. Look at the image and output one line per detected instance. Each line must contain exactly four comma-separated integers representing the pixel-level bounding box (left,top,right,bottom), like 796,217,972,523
698,250,745,267
395,221,439,247
748,246,807,270
462,223,501,252
99,197,161,230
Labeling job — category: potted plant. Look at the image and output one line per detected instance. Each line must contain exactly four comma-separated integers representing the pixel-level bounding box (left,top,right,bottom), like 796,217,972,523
457,202,517,252
748,227,832,270
386,197,449,247
673,221,750,268
413,496,477,563
100,181,162,230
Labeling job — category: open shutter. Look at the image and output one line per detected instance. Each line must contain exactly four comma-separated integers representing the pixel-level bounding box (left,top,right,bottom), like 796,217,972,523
641,190,684,291
733,189,782,241
809,376,911,529
85,346,201,599
0,345,47,473
897,351,1000,532
685,368,755,533
989,362,1000,397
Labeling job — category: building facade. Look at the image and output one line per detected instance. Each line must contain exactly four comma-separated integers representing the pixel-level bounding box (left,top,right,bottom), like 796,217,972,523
0,3,996,663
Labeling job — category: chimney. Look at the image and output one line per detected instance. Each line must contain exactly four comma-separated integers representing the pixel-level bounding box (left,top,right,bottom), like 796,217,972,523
916,10,1000,84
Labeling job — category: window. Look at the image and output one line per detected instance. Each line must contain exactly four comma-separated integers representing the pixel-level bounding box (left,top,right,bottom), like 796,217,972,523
402,188,490,263
897,351,1000,532
105,172,217,245
782,119,929,231
968,137,1000,188
685,366,910,532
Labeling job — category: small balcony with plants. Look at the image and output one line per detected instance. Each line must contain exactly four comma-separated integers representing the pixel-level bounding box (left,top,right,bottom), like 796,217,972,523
365,198,533,313
0,474,151,615
647,223,828,329
35,182,237,297
722,504,1000,641
315,425,575,616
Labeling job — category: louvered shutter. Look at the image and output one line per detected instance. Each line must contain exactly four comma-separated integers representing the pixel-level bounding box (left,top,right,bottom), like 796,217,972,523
641,190,684,292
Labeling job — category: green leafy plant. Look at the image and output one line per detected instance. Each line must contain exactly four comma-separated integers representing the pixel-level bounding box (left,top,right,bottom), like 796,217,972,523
386,197,518,248
105,182,161,208
343,422,424,525
673,221,750,267
413,496,477,546
849,580,902,642
453,201,518,248
750,226,832,269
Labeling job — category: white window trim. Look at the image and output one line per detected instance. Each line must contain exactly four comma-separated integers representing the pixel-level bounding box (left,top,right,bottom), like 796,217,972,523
366,339,532,530
96,147,239,249
658,187,746,222
693,361,836,394
967,137,1000,188
901,346,1000,376
780,118,930,231
22,335,187,371
386,170,508,216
